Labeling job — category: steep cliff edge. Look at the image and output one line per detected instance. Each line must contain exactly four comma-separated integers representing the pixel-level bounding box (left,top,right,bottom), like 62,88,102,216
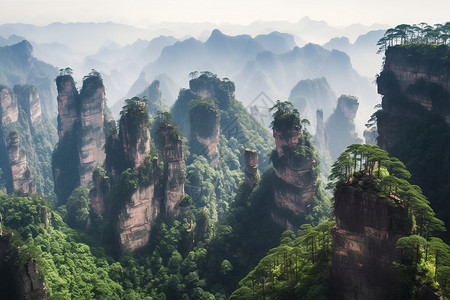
376,44,450,237
332,183,410,300
244,149,259,190
0,86,18,125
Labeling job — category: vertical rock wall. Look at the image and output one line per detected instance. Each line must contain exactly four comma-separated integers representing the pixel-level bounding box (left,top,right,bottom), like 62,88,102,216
332,185,410,300
7,132,35,194
244,148,259,190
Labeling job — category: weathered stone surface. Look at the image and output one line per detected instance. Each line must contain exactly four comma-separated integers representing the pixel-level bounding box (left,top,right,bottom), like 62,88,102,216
118,184,158,253
14,85,42,126
0,235,49,300
7,132,35,194
79,76,106,186
0,86,18,125
56,75,79,140
244,149,259,190
161,123,184,216
332,185,410,300
313,109,326,153
271,123,318,228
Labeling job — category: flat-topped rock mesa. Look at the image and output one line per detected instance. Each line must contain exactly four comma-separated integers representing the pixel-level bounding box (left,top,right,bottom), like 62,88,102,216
325,95,362,161
7,132,36,194
332,183,411,300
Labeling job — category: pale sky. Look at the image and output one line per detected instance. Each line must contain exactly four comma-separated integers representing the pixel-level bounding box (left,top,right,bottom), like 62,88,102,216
0,0,449,27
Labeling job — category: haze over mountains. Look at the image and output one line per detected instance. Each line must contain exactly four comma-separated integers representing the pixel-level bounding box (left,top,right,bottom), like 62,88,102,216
0,17,387,134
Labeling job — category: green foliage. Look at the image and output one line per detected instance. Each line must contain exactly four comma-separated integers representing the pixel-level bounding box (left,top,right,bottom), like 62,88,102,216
65,186,90,231
377,22,450,53
230,220,334,299
269,100,301,131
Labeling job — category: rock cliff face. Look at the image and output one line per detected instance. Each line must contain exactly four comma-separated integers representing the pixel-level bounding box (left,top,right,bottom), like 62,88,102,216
7,132,36,194
161,122,184,216
325,95,361,161
53,73,108,203
332,184,410,300
115,102,158,253
376,45,450,237
313,109,326,153
0,235,49,300
244,149,259,190
78,76,106,186
0,86,18,125
271,123,318,229
14,85,41,126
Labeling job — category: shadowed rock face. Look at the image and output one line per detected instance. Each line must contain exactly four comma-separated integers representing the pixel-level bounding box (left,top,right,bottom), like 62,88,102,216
161,122,184,216
7,132,35,194
244,149,259,190
0,235,49,300
56,75,79,140
332,184,410,300
14,85,41,126
78,76,106,186
271,123,318,229
0,86,18,125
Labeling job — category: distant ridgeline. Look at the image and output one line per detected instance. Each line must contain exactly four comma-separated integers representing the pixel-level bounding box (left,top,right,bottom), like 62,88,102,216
375,25,450,241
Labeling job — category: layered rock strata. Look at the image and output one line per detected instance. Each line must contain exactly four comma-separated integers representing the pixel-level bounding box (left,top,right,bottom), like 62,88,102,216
271,123,318,229
7,132,35,194
332,184,410,300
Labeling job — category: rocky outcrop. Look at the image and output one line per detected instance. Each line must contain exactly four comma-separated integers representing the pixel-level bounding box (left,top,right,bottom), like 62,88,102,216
376,45,450,239
325,95,362,161
53,73,109,203
14,85,42,126
89,168,109,215
244,149,259,190
189,99,220,167
0,235,49,300
115,101,158,253
161,122,184,216
271,122,318,229
55,75,79,140
332,184,410,300
7,132,35,194
78,76,106,186
118,183,158,253
0,86,18,125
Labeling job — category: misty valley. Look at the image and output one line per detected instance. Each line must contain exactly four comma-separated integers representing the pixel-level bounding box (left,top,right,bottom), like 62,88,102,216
0,20,449,300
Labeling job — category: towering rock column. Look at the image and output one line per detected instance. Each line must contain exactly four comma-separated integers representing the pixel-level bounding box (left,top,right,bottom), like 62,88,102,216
0,86,18,125
7,132,36,194
161,122,185,216
313,109,326,153
55,75,79,139
14,85,42,126
244,148,259,190
78,75,106,185
116,101,157,253
271,115,318,229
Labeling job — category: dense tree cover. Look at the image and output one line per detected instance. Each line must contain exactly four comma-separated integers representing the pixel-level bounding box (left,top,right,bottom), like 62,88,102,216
171,74,274,221
329,144,450,298
377,22,450,53
230,220,334,299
